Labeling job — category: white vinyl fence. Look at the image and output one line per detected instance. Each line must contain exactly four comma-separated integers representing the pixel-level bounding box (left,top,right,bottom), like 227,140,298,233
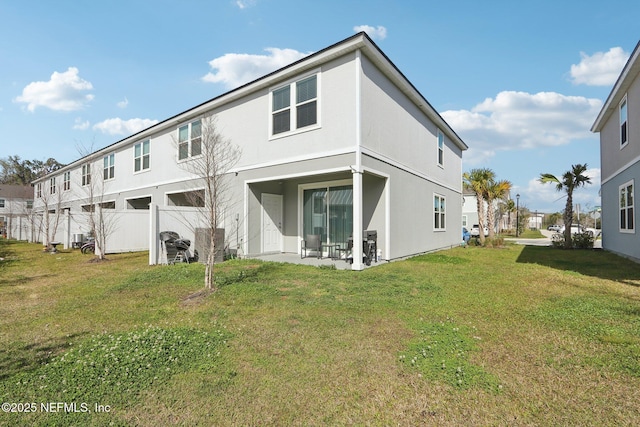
32,204,212,266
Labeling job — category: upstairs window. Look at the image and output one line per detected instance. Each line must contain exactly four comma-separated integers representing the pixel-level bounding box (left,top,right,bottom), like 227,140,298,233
178,120,202,160
27,200,33,209
434,194,446,230
437,130,444,166
36,183,42,198
134,140,150,172
272,86,291,135
272,74,318,136
49,177,56,194
63,171,71,191
82,164,91,186
620,180,634,232
103,153,115,180
296,75,317,128
0,199,4,208
620,97,628,148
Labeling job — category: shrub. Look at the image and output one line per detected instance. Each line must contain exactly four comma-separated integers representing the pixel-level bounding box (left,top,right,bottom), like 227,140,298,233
572,231,595,249
551,233,565,249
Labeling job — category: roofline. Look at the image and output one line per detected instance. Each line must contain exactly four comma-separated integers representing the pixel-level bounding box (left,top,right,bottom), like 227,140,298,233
34,32,467,182
591,40,640,132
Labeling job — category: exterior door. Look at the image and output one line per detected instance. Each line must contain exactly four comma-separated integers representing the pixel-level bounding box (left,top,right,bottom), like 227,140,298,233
262,193,283,253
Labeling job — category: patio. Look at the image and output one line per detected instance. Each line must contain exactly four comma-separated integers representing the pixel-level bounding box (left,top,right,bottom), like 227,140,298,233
250,252,379,270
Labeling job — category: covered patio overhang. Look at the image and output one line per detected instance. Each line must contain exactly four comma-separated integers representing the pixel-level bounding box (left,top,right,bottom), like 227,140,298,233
243,167,388,270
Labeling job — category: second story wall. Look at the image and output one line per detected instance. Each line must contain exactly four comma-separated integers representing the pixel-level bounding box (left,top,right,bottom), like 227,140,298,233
600,69,640,182
359,54,463,191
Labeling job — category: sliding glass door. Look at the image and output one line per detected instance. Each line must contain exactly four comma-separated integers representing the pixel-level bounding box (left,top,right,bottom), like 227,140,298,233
303,185,353,251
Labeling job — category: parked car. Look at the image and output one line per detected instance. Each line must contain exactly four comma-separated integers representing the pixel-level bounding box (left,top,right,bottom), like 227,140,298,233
547,224,561,232
559,224,587,235
469,224,489,237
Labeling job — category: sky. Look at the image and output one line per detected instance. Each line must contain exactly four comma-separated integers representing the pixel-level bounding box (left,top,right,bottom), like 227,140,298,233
1,0,639,215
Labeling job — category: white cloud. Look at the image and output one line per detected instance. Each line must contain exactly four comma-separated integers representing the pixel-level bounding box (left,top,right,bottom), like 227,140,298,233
93,118,158,136
569,47,629,86
353,25,387,40
442,91,602,165
14,67,94,112
73,117,90,130
117,97,129,109
203,48,310,89
236,0,256,9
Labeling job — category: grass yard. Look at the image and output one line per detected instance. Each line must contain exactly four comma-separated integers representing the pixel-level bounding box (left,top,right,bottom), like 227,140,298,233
1,239,640,426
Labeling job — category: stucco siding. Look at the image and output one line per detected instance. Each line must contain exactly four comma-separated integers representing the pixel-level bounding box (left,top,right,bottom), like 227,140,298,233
359,55,462,191
601,161,640,262
601,70,640,182
362,154,462,259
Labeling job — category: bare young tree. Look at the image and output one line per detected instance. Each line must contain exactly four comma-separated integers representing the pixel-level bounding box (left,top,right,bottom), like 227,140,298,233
35,178,67,250
76,144,118,260
176,113,241,290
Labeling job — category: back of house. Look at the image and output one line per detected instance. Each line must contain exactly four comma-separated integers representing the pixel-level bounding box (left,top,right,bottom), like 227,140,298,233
31,33,467,269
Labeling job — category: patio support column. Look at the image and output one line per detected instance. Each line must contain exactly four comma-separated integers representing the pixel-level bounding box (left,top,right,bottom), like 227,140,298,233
352,47,364,270
351,167,364,271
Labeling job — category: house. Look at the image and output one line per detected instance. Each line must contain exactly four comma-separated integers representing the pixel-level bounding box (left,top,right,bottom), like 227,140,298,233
462,190,514,233
591,40,640,262
32,32,468,270
0,184,34,241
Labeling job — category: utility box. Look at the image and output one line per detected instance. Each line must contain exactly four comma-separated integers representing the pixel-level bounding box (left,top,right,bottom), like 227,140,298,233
194,228,225,263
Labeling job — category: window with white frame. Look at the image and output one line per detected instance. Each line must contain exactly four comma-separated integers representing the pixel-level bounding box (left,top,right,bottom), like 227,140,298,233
134,140,150,172
620,97,628,147
434,194,446,230
178,120,201,160
271,74,318,136
620,180,634,232
50,177,56,194
103,153,115,180
437,130,444,166
462,215,468,227
82,163,91,186
0,199,4,208
63,171,71,191
36,183,42,198
27,200,33,209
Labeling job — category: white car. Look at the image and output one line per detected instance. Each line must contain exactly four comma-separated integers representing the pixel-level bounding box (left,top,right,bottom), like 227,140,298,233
559,224,587,235
547,224,561,232
469,224,489,237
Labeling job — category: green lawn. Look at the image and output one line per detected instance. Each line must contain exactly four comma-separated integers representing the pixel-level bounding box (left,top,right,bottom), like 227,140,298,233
1,239,639,426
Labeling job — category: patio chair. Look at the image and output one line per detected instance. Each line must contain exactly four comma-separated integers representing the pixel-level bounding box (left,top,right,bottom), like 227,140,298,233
301,234,322,259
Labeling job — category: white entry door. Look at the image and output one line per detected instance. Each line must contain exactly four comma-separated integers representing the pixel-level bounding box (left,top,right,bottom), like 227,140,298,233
262,193,283,253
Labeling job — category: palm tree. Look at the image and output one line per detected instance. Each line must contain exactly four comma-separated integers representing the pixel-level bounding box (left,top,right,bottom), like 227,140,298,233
463,168,494,246
485,179,512,239
539,164,592,249
502,199,516,231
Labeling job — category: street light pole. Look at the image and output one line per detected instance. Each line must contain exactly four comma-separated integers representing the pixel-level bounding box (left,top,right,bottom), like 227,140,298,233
516,194,520,237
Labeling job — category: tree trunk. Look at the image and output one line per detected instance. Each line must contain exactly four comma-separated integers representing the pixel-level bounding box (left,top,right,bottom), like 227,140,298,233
486,198,495,240
204,229,216,290
476,196,486,246
563,192,573,249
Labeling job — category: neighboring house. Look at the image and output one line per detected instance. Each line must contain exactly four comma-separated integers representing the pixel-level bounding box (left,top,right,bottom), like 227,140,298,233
462,189,512,233
32,32,468,269
462,189,480,229
591,40,640,262
0,184,34,240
